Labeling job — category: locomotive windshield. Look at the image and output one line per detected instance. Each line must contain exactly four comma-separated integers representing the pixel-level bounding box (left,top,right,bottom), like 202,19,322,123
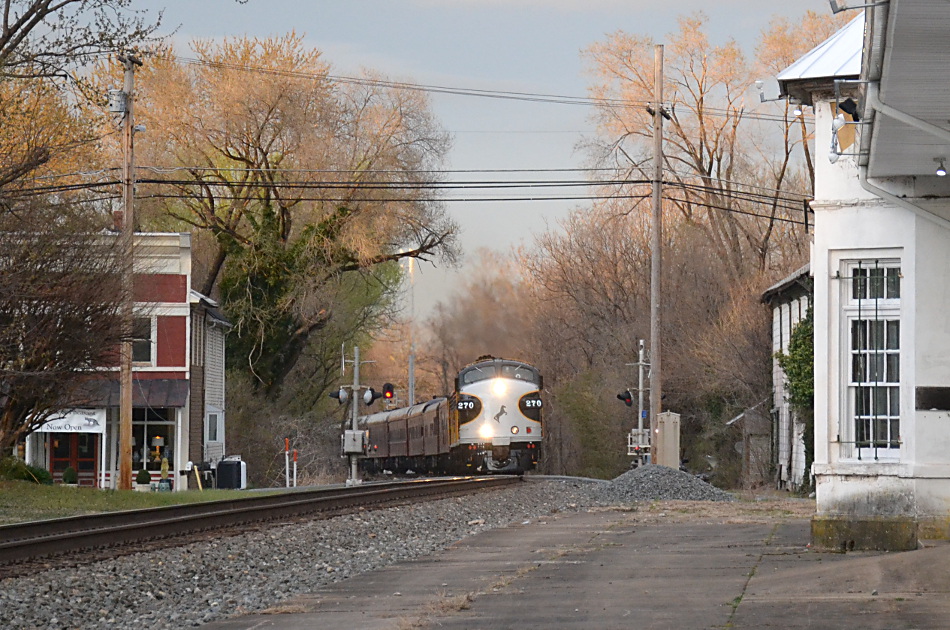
459,360,540,386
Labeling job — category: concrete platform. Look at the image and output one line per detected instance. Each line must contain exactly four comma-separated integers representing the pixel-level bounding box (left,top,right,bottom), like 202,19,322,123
203,505,950,629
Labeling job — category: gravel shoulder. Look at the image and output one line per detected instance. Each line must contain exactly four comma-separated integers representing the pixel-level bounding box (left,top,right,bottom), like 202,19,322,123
0,466,815,629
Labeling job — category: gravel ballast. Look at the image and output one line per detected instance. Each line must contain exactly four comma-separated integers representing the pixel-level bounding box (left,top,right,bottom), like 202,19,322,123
0,466,732,629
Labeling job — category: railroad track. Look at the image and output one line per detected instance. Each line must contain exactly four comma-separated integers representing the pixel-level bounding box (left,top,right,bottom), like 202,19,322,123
0,476,519,577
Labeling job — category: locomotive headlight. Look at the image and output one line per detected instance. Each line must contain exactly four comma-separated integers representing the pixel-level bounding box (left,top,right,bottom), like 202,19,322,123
479,423,494,440
491,379,507,396
510,426,519,435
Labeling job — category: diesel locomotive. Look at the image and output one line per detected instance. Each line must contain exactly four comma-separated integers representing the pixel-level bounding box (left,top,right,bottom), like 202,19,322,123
359,356,543,474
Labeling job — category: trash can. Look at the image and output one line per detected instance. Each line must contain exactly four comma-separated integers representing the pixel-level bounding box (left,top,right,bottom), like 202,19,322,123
216,457,247,489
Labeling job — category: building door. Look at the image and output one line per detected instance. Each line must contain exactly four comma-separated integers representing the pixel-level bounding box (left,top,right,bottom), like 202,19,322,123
50,433,99,486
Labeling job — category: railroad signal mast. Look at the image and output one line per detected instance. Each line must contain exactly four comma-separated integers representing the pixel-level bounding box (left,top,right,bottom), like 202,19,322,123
620,339,651,467
331,346,392,486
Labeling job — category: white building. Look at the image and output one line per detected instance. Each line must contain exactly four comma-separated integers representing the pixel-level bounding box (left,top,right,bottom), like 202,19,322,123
779,4,950,550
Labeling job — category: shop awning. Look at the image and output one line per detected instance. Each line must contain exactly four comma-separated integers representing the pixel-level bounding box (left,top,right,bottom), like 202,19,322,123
77,378,190,408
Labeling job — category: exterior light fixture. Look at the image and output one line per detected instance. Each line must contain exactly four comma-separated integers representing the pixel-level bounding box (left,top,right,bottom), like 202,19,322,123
832,113,848,132
936,158,947,177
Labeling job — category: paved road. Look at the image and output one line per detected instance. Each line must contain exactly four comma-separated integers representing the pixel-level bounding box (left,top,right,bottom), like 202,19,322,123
204,504,950,629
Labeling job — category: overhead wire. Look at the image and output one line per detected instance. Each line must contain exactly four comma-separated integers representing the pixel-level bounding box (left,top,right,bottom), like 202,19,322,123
5,172,811,215
6,51,813,224
19,165,812,208
173,55,806,125
4,179,812,231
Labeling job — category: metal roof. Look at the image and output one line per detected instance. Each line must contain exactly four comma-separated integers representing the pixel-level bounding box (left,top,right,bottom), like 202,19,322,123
78,378,190,408
777,12,864,105
862,0,950,178
761,264,811,305
779,1,950,181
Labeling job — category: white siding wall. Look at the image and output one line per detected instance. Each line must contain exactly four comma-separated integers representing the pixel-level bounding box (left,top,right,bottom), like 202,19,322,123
772,294,810,489
205,325,225,410
204,322,226,464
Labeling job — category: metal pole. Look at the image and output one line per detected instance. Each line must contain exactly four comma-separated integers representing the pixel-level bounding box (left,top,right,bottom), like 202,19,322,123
637,339,645,438
348,346,361,486
649,44,664,447
117,54,141,491
407,258,416,405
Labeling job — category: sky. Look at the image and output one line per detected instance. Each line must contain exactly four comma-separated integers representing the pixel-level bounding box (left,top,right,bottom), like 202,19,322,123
131,0,832,316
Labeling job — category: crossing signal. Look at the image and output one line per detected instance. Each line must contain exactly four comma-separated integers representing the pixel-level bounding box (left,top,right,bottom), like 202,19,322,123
329,387,349,405
617,390,633,407
363,388,383,406
383,383,395,400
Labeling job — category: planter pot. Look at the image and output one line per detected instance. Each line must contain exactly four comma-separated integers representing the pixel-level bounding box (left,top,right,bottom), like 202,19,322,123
134,483,152,492
63,483,79,488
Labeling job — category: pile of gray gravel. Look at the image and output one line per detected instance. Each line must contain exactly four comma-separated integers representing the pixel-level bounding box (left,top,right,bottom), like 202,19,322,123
0,469,732,629
593,464,735,503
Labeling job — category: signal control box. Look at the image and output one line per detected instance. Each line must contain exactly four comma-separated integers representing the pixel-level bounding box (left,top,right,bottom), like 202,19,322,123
342,430,369,455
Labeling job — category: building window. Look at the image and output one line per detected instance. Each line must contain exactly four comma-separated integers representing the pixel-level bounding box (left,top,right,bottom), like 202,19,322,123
131,407,174,471
845,260,900,458
206,413,219,442
132,317,153,363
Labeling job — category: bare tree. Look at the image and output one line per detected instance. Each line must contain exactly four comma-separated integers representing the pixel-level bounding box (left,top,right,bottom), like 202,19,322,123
583,12,842,276
0,0,159,79
92,35,458,395
0,1,160,194
0,202,124,452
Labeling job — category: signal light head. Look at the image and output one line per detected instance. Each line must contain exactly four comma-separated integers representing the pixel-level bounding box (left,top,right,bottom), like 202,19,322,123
363,387,383,406
329,387,349,405
616,390,633,407
382,382,394,399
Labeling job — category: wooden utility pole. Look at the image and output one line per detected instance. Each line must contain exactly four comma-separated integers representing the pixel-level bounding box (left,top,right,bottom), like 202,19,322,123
117,54,141,490
649,45,664,446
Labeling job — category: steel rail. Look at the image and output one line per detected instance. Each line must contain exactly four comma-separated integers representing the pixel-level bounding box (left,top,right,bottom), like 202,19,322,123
0,476,518,568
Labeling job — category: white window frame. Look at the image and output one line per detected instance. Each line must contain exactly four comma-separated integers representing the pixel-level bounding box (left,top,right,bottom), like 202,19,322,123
841,258,901,461
132,315,155,366
205,409,224,445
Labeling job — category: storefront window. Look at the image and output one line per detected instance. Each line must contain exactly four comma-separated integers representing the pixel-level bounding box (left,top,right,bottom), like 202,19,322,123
132,408,174,471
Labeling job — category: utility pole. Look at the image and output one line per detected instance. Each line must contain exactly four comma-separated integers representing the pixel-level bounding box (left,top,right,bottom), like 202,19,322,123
649,44,664,447
117,54,141,491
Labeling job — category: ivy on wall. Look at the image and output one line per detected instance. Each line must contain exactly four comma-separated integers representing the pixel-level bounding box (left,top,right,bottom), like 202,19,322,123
776,307,814,491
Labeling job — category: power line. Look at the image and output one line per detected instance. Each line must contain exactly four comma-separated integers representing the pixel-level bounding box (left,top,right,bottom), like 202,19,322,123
137,165,622,175
128,177,805,211
665,197,808,225
20,164,812,205
5,174,811,214
173,56,806,125
134,177,648,190
138,191,651,204
5,183,810,226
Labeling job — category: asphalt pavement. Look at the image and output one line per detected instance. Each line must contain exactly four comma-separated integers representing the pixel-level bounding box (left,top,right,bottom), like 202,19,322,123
203,502,950,629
